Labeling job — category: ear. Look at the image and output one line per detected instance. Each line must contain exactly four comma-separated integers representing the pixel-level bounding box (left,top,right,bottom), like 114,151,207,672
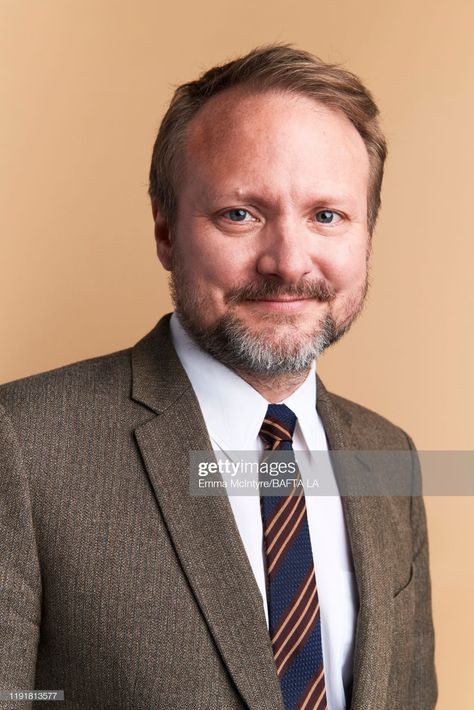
152,204,172,271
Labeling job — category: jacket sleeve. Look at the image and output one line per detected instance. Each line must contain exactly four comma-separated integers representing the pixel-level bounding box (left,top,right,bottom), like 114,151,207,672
0,406,41,710
406,434,438,709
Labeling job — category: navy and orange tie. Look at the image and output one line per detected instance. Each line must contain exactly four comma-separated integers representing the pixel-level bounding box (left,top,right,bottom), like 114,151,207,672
259,404,327,710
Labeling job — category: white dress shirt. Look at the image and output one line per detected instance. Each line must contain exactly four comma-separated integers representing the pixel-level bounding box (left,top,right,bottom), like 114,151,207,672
170,313,358,710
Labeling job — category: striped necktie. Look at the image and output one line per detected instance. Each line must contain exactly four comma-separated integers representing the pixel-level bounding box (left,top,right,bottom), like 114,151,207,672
259,403,327,710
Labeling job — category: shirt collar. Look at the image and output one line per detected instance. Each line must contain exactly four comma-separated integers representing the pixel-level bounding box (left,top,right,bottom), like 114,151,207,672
282,364,317,449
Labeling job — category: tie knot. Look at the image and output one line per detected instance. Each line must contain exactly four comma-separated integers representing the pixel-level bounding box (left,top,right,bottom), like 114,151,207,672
259,403,297,449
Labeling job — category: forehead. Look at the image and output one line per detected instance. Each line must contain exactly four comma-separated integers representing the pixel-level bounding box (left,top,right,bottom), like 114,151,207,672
181,89,369,203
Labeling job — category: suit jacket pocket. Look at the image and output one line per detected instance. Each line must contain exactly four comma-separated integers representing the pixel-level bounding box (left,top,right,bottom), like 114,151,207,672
393,560,415,600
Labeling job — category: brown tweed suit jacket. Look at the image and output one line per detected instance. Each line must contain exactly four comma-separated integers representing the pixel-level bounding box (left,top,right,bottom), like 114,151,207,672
0,315,437,709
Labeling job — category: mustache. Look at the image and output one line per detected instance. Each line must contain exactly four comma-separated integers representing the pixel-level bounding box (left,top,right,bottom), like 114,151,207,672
225,279,336,304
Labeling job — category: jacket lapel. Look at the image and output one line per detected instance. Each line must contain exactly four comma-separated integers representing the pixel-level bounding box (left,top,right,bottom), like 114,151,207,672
316,377,393,710
131,316,284,710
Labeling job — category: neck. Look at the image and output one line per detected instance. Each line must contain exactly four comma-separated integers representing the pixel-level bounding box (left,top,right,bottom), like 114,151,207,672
233,367,312,403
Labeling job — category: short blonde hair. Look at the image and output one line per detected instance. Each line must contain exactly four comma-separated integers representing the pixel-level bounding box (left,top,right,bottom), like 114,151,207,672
149,44,387,235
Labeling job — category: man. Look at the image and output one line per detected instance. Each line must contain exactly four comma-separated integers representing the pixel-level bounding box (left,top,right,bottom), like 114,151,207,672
0,46,436,709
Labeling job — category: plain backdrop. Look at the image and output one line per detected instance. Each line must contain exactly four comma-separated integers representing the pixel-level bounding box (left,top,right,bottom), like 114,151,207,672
1,1,473,707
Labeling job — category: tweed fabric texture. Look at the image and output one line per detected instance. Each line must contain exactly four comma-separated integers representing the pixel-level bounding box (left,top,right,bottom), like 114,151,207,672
0,314,437,709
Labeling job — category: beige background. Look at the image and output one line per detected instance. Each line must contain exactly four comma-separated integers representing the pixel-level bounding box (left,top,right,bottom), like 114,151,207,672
1,0,473,706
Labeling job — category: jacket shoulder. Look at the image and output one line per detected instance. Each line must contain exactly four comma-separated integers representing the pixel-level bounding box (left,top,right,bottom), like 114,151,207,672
0,348,132,420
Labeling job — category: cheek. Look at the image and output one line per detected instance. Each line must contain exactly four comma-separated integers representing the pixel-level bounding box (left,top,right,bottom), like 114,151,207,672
197,257,240,296
322,240,368,289
189,237,255,290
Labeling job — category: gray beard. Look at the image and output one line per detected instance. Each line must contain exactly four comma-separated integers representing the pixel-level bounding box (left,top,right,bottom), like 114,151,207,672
175,307,345,376
170,276,366,378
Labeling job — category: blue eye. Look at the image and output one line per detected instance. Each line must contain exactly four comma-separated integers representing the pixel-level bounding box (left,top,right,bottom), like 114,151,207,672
315,210,340,224
224,209,251,222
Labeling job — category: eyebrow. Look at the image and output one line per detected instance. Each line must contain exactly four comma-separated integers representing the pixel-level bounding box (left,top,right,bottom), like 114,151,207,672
205,191,273,209
203,189,357,210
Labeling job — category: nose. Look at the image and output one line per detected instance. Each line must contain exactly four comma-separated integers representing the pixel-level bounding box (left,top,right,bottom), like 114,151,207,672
256,218,314,283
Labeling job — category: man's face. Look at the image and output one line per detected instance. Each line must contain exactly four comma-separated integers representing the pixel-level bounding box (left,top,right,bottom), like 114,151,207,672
157,89,371,376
